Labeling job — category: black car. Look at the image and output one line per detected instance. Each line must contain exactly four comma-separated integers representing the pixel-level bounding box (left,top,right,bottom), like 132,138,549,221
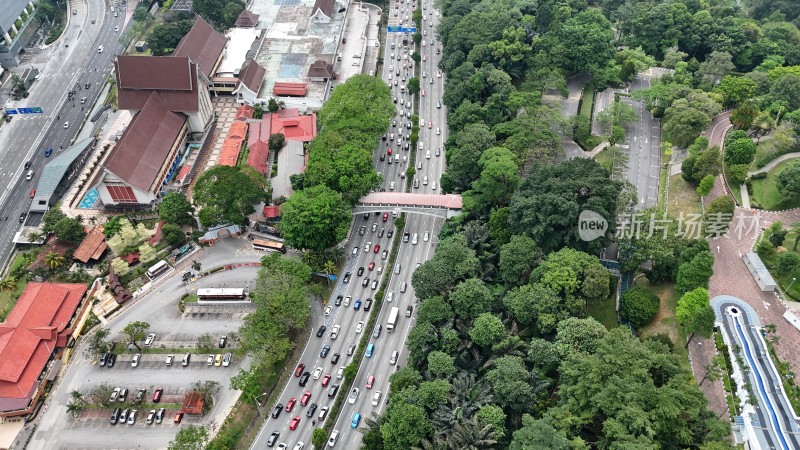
99,352,109,367
271,404,283,419
335,295,343,306
19,213,25,223
24,160,31,169
110,407,121,425
406,305,414,317
107,353,117,368
363,212,370,220
316,325,327,337
359,225,367,236
267,431,280,447
135,388,146,403
361,277,370,287
219,336,227,348
320,345,331,358
378,229,385,238
403,232,410,243
364,299,373,312
343,272,351,284
306,403,318,417
299,372,311,387
379,153,386,161
331,353,341,364
387,229,394,238
357,266,364,276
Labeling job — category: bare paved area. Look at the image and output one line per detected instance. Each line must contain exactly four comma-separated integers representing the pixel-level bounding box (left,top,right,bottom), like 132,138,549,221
543,74,587,160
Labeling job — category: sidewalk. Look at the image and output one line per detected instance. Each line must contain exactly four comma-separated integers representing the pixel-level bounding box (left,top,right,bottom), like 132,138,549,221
748,152,800,177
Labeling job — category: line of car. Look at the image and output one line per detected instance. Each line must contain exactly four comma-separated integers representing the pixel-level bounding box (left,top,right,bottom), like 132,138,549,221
107,387,183,425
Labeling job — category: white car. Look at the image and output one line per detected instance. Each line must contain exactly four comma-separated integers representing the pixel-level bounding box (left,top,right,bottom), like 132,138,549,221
371,391,382,406
293,443,305,450
324,306,332,316
344,296,351,307
352,246,359,255
348,388,360,404
432,181,437,190
355,321,365,333
313,366,324,380
144,333,156,347
328,430,340,447
437,71,442,78
364,242,371,252
131,354,141,367
330,324,341,340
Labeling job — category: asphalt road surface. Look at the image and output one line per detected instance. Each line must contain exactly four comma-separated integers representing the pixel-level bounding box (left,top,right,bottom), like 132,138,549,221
251,1,448,448
0,0,126,264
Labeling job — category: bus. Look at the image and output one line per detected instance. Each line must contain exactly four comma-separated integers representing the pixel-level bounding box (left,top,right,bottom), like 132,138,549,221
386,307,400,332
146,260,170,280
197,288,248,302
252,239,286,253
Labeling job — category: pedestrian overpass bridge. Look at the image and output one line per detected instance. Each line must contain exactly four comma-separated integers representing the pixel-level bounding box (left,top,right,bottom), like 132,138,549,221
356,192,463,219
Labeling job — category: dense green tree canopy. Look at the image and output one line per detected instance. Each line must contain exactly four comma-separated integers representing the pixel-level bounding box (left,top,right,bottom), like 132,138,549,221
159,192,194,226
193,166,265,227
619,287,661,328
278,185,351,252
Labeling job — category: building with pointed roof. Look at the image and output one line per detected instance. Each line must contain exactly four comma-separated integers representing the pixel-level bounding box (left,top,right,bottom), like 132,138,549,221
91,92,189,206
310,0,336,24
0,282,89,417
232,58,266,105
235,9,260,28
307,58,334,82
173,16,227,79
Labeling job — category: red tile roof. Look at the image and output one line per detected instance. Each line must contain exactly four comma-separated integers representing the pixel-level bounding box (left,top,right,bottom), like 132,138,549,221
273,82,307,97
236,104,254,120
235,9,260,27
173,16,227,78
307,59,333,79
181,391,205,414
263,205,280,218
73,227,107,263
247,141,269,175
218,121,249,167
238,59,265,93
115,56,201,112
105,92,187,193
0,283,88,414
273,109,317,142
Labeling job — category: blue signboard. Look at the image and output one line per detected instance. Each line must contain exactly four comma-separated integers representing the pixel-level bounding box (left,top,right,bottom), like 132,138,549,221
387,26,417,33
4,107,43,115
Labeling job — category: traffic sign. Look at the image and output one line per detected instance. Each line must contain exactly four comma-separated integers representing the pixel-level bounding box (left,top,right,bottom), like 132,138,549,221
4,107,43,115
387,26,417,33
4,109,18,115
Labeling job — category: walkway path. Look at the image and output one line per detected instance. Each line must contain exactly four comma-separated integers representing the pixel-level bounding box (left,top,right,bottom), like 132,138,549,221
748,152,800,177
543,74,588,160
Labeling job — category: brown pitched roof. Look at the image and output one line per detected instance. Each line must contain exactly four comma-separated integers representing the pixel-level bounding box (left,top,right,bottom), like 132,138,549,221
307,59,333,79
173,16,227,78
311,0,335,18
238,59,266,93
115,56,201,112
235,9,260,27
105,92,187,193
73,227,107,264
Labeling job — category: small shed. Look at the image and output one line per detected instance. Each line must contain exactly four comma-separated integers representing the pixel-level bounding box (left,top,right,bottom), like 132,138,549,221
743,252,777,292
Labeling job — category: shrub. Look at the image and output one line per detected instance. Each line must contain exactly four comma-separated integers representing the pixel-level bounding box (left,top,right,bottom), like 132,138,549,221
619,287,660,328
727,164,749,185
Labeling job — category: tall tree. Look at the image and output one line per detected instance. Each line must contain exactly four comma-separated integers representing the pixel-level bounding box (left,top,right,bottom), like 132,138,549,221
509,415,569,450
122,321,150,351
168,424,209,450
279,185,351,252
676,287,715,347
159,192,195,226
193,165,265,227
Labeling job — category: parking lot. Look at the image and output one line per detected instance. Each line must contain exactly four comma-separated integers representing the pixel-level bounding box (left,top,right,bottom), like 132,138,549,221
25,241,262,450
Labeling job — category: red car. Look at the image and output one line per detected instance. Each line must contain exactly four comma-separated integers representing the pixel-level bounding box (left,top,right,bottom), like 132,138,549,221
321,374,331,387
153,388,163,403
373,244,380,253
388,148,393,155
382,212,389,222
300,391,312,406
29,189,36,198
294,363,305,377
289,416,301,430
368,262,375,271
285,398,297,412
428,121,432,128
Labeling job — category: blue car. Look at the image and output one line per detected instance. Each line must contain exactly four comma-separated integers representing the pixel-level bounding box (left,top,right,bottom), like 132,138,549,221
351,412,361,428
365,343,374,358
44,147,53,157
354,300,362,311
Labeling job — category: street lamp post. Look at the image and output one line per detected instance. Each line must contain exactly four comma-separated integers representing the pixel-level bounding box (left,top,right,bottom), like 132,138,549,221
788,277,797,293
254,392,268,414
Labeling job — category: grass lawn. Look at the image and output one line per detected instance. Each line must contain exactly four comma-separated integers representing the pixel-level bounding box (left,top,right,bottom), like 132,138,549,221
579,88,595,117
594,147,614,173
587,287,619,330
750,159,800,210
0,254,29,320
667,175,701,218
636,278,689,364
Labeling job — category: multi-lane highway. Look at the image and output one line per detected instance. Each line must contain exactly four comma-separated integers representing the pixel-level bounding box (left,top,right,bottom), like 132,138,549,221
251,0,447,448
0,0,126,261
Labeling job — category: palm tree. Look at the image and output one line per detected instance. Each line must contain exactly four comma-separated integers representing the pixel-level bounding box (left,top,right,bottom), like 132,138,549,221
70,390,84,403
446,418,498,450
191,260,202,272
44,251,65,270
753,113,774,143
0,276,16,292
323,260,337,286
66,400,83,418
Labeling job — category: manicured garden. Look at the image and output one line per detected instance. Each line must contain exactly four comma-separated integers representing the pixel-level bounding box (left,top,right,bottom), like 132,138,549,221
750,159,800,211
